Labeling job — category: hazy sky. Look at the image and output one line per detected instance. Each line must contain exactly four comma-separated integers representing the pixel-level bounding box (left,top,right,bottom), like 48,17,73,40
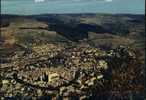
1,0,145,15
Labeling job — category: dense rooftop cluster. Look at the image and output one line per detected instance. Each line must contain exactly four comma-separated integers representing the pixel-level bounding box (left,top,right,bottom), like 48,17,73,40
0,14,145,99
0,44,139,99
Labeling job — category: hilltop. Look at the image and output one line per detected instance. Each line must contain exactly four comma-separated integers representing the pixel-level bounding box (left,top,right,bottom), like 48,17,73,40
0,14,145,99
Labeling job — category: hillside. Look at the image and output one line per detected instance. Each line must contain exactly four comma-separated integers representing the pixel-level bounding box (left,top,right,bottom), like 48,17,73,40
0,14,145,99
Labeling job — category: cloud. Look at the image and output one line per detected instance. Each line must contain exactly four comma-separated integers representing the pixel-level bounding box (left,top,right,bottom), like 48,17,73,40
34,0,113,3
105,0,113,2
34,0,45,3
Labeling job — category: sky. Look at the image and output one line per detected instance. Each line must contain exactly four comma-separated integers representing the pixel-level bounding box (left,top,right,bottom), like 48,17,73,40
34,0,113,3
1,0,145,15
